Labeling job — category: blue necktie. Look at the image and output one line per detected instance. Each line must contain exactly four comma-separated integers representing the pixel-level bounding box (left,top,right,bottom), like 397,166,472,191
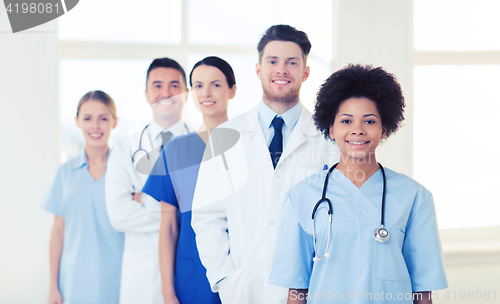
269,116,284,169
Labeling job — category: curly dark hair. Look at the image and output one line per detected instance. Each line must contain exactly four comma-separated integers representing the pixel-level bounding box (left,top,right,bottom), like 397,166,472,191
313,64,405,140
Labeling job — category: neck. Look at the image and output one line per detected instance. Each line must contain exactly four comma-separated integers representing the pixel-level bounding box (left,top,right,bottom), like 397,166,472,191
196,111,228,143
336,154,380,188
153,114,181,131
84,144,109,163
262,96,299,115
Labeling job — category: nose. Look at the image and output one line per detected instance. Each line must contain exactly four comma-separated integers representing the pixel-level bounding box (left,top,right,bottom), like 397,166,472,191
91,118,99,129
276,62,288,75
201,86,211,98
161,85,173,98
351,121,366,135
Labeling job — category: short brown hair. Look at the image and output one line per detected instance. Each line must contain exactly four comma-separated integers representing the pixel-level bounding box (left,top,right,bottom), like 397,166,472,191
257,24,311,63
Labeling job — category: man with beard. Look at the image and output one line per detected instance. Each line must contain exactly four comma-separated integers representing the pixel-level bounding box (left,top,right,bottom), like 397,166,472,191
106,58,192,304
191,25,339,304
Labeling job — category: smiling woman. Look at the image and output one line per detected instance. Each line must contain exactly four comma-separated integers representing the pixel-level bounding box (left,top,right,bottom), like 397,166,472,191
42,90,124,304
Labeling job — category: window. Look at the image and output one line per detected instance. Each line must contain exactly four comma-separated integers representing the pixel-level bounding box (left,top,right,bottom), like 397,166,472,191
58,0,334,161
413,0,500,229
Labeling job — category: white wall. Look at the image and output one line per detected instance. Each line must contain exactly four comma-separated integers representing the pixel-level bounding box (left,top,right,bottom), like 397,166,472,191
0,11,58,303
334,0,414,176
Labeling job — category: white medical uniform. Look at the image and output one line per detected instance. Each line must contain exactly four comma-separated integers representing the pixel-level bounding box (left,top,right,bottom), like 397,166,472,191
191,103,340,304
269,168,448,303
105,120,190,304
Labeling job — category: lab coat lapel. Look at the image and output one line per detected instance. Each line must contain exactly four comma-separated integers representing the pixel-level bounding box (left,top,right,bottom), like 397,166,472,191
277,107,315,167
241,106,275,170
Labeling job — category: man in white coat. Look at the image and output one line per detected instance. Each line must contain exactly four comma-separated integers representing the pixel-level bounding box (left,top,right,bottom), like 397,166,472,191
106,58,192,304
191,25,340,304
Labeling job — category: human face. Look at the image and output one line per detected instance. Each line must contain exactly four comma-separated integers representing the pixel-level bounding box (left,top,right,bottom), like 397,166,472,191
145,67,188,122
191,65,235,118
329,97,386,164
75,99,117,148
256,41,310,105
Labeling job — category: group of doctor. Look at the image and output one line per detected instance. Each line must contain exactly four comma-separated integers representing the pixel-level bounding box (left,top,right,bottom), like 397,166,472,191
43,24,448,304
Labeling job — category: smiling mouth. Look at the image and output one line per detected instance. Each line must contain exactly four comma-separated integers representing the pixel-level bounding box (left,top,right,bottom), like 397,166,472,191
157,99,176,106
272,80,291,84
200,101,216,106
89,133,103,139
346,140,369,145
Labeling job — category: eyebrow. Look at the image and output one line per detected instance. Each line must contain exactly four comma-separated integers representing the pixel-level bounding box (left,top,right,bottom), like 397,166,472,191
264,56,301,61
152,80,181,85
339,114,379,118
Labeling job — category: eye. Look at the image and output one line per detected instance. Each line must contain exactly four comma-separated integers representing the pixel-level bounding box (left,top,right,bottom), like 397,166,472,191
195,84,202,89
365,120,376,125
172,84,178,88
341,119,351,124
84,118,91,121
269,60,276,65
101,118,108,121
289,61,297,66
213,83,221,88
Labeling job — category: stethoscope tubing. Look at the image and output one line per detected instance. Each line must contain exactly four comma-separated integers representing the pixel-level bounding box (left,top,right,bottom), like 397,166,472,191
131,123,189,163
311,162,388,262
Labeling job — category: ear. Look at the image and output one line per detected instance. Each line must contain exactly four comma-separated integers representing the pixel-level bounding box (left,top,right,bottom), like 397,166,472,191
302,65,310,82
329,125,335,140
229,85,236,99
74,116,81,129
112,117,118,129
381,127,388,140
255,63,262,81
144,88,148,102
183,89,190,103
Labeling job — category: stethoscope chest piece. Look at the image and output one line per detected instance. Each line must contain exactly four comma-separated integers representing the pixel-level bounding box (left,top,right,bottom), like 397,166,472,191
373,227,390,243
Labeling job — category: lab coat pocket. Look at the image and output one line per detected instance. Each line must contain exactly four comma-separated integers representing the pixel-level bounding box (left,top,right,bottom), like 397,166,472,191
374,228,410,282
175,258,195,303
217,267,244,304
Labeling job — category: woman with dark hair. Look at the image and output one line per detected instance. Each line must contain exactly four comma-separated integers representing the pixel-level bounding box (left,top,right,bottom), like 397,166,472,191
43,91,124,304
142,56,236,304
269,64,448,304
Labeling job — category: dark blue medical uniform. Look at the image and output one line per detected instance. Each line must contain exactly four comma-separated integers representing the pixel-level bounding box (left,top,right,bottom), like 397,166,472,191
143,133,221,304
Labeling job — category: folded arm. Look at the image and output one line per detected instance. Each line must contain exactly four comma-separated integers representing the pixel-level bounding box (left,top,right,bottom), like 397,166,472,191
105,141,160,233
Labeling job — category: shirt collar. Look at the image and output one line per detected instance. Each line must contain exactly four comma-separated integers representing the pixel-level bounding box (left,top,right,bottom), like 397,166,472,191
72,149,110,170
150,119,187,141
258,99,303,129
72,151,88,170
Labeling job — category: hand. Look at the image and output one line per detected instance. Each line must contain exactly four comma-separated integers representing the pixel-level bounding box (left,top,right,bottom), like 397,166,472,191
47,288,63,304
132,192,143,203
162,290,180,304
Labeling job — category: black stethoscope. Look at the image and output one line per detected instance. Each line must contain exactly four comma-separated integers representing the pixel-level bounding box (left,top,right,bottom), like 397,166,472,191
312,162,389,262
131,123,189,162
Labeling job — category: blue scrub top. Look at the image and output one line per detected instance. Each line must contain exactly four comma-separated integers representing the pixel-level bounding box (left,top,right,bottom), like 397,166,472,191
143,133,221,304
42,151,124,304
269,168,448,304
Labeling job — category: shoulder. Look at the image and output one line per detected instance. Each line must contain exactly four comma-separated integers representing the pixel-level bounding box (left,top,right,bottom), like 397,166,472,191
55,155,81,178
384,167,433,205
289,170,328,199
218,111,249,130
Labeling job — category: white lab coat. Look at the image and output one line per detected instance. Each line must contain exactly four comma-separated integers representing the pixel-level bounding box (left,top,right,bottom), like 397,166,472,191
106,120,190,304
192,105,340,304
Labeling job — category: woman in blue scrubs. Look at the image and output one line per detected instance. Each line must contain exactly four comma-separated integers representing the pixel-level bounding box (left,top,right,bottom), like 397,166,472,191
269,65,448,303
142,56,236,304
43,91,124,304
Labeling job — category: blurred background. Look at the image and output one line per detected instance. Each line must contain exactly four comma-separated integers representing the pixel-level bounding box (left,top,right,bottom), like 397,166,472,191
1,0,499,303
